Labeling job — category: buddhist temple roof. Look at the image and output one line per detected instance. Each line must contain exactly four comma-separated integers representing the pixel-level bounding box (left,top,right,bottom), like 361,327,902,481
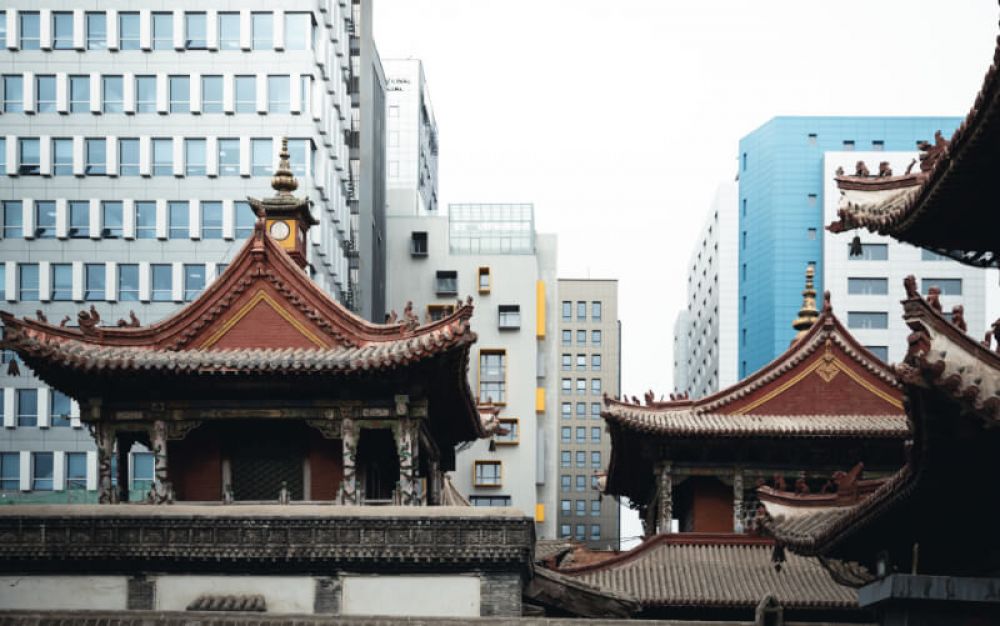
548,534,858,611
828,25,1000,265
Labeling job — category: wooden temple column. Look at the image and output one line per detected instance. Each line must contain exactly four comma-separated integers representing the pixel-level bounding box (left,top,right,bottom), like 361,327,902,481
147,420,171,503
656,461,673,534
396,419,420,505
92,422,117,504
733,468,745,533
115,433,131,503
340,415,359,505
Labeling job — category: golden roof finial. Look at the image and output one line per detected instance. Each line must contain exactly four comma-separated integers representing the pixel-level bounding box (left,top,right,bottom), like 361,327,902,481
792,264,819,341
271,137,298,196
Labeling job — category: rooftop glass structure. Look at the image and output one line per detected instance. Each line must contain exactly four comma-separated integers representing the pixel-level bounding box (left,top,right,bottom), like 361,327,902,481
449,203,535,254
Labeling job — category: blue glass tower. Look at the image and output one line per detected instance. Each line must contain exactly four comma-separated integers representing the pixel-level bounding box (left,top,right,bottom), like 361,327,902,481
737,116,962,378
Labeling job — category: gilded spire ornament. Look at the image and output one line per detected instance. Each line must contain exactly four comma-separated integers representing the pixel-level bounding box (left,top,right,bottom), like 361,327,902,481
271,137,298,196
792,264,820,341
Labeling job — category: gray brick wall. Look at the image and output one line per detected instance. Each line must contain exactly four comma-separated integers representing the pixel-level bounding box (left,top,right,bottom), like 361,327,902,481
479,571,523,617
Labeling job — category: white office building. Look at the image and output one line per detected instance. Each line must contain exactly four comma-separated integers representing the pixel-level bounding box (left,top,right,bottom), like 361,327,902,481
383,58,438,216
0,2,357,501
823,151,989,364
672,182,739,398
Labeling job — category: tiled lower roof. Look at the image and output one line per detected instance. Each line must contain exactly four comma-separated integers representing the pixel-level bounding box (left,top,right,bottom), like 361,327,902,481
603,407,908,439
559,534,857,610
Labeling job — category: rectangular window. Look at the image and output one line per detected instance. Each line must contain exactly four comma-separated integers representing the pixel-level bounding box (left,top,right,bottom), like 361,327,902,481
469,495,511,507
52,138,73,175
69,201,90,238
32,452,54,491
922,278,962,296
19,264,39,301
560,451,570,468
102,202,123,238
591,378,601,394
3,75,23,112
560,499,570,514
201,201,222,239
69,75,90,113
131,201,159,239
576,378,586,395
591,354,601,371
575,426,585,443
872,140,885,151
561,475,570,491
86,12,107,50
590,525,601,540
35,201,55,238
19,138,40,175
576,402,585,416
66,453,87,490
85,264,105,301
135,76,156,113
152,12,172,50
132,452,154,492
479,350,506,404
85,138,107,175
560,402,571,418
201,76,223,113
477,267,491,293
118,12,140,50
284,12,310,50
591,402,600,419
560,525,570,538
3,201,23,238
235,201,255,238
498,305,520,329
118,264,139,301
576,451,586,468
591,426,601,443
152,138,173,176
17,389,38,426
184,139,205,176
184,264,205,301
268,75,290,113
866,345,889,362
847,277,888,295
591,330,602,346
591,500,601,516
20,12,40,50
495,418,519,445
0,453,20,490
577,301,586,321
52,12,74,50
561,330,571,345
252,13,273,50
410,231,429,257
218,13,240,50
51,264,72,301
843,140,855,150
561,301,571,320
103,75,123,113
288,139,309,176
849,242,887,260
35,75,56,112
168,201,189,239
847,312,889,329
251,138,272,176
474,461,501,487
576,500,585,516
169,76,190,113
575,354,586,370
921,249,949,261
561,378,571,393
561,354,571,371
234,75,256,113
576,330,586,344
576,476,586,492
151,264,173,301
591,451,601,468
592,301,602,321
185,13,207,49
435,270,458,295
218,139,240,176
118,138,139,176
560,426,570,442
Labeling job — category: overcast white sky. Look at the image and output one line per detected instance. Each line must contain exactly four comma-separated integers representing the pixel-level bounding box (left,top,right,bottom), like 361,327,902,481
374,1,999,545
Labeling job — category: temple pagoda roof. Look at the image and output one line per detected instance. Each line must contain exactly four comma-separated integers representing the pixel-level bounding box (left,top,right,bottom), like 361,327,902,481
828,26,1000,265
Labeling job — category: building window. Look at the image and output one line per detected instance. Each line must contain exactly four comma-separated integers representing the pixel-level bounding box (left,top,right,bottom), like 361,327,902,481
575,525,585,541
218,12,240,50
560,402,571,418
866,345,889,362
235,75,256,113
498,305,520,329
496,419,519,445
591,330,602,346
872,140,885,151
151,264,173,301
17,389,38,426
169,76,190,113
561,330,571,345
252,12,273,50
921,249,949,261
560,499,570,514
560,451,571,468
591,451,602,468
268,75,290,113
35,75,56,112
51,12,74,49
591,354,601,371
152,12,172,50
576,301,586,321
576,451,585,468
426,304,455,322
251,138,272,176
235,201,255,238
132,453,154,492
185,139,206,176
576,500,585,516
470,495,511,507
102,202,123,238
576,354,586,370
118,139,139,176
849,242,888,260
474,461,501,487
102,76,123,113
922,278,962,296
66,453,87,490
561,301,571,321
590,525,601,540
117,12,140,49
576,330,586,344
847,312,888,329
848,277,888,295
575,378,586,395
184,264,205,301
169,202,189,239
52,138,73,175
19,138,40,175
118,264,139,301
561,475,571,491
218,138,240,176
201,202,223,239
68,76,89,113
66,201,88,239
591,427,601,443
201,76,223,113
410,231,428,256
3,201,23,238
807,228,817,240
575,475,586,492
575,426,585,443
35,201,56,238
50,391,72,427
85,139,107,175
284,12,311,50
477,267,491,294
19,12,40,50
592,301,602,321
843,140,855,150
135,76,156,113
435,270,457,295
86,12,107,50
590,403,600,419
32,453,54,491
287,139,309,176
591,500,601,516
85,264,105,301
135,202,156,239
561,354,571,371
560,525,570,538
18,264,39,301
0,453,19,490
560,426,570,442
152,138,173,176
479,350,506,404
3,75,23,112
185,12,207,49
51,264,72,301
576,402,585,417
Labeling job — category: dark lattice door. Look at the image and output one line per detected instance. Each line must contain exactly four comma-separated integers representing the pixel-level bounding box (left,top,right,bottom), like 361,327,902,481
230,437,304,501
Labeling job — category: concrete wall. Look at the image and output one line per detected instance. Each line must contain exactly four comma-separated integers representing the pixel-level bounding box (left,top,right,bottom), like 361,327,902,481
155,576,315,614
341,575,480,617
0,576,128,610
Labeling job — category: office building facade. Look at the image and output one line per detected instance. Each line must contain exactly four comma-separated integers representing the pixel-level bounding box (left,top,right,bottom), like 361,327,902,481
385,204,558,538
383,58,438,216
737,117,962,377
555,279,620,549
0,1,356,501
673,183,738,398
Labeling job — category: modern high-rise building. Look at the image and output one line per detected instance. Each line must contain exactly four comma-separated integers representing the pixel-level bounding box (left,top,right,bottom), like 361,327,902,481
737,116,963,377
385,203,558,538
0,2,362,501
555,279,620,549
672,183,738,398
383,58,438,216
823,151,987,364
